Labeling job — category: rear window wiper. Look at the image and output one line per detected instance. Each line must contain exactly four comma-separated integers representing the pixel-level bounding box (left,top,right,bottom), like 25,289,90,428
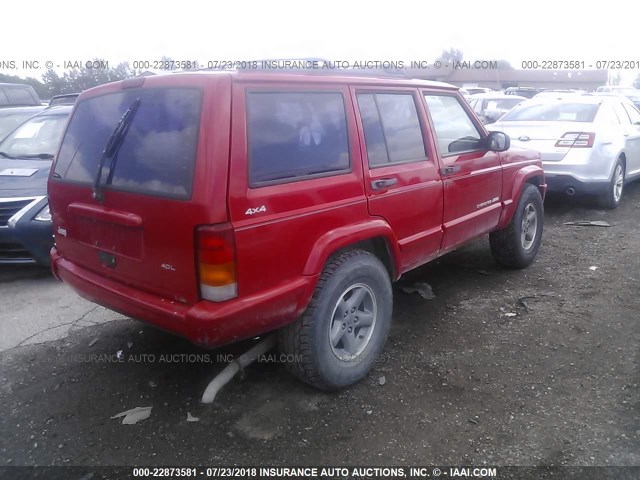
92,98,141,202
0,151,16,159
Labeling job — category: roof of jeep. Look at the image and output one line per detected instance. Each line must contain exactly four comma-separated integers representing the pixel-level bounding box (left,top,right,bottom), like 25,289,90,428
76,71,459,102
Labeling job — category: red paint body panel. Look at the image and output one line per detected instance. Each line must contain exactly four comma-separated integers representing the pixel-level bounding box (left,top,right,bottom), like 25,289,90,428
48,71,543,349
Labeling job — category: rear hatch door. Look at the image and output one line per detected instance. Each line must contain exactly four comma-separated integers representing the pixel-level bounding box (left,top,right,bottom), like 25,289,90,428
48,74,231,304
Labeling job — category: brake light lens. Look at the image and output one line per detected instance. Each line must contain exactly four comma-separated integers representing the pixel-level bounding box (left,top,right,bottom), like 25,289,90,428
555,132,595,148
196,224,237,302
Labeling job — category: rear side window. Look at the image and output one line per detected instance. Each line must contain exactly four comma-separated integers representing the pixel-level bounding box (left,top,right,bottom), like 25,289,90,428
5,87,36,105
247,92,349,186
623,103,640,124
54,88,202,199
357,93,426,167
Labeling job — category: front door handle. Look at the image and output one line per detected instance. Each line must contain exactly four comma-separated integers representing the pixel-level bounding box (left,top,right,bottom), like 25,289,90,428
441,165,461,176
371,178,398,190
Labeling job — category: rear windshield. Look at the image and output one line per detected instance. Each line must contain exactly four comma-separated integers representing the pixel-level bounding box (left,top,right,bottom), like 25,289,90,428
0,113,68,157
53,88,202,199
501,102,599,122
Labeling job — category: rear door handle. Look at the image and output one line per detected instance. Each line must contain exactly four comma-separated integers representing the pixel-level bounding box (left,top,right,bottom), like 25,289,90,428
441,165,461,176
371,178,398,190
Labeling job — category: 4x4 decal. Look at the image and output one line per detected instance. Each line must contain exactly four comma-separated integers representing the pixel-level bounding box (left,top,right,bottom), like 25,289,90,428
245,205,267,216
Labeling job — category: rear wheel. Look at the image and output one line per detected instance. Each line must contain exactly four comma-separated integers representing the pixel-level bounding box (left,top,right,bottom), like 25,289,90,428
600,159,625,209
490,184,544,268
279,250,392,390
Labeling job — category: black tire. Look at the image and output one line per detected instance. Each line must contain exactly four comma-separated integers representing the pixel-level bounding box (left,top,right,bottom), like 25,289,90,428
600,158,625,209
490,184,543,268
279,250,392,390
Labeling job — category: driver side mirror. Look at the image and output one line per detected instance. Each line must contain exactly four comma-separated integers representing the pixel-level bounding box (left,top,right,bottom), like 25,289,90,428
487,131,510,152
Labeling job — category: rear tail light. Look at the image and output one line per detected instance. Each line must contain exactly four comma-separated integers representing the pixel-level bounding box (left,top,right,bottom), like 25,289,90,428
555,132,595,148
196,224,237,302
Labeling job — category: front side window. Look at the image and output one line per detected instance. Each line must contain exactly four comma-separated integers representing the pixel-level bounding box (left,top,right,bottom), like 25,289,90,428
54,88,202,199
247,92,350,185
424,94,483,155
357,92,426,167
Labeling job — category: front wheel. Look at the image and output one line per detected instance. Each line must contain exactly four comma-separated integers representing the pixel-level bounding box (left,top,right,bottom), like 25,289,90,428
490,184,544,268
279,250,393,390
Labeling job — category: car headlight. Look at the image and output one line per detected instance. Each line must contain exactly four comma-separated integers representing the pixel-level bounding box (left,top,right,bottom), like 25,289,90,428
34,204,52,222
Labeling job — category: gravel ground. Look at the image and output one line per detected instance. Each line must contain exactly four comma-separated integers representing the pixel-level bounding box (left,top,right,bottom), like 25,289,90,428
0,185,638,474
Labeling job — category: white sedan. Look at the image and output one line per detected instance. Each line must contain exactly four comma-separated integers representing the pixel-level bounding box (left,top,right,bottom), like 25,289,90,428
492,95,640,208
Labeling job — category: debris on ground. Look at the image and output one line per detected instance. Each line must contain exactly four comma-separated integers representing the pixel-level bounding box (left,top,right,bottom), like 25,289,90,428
378,376,387,386
148,380,157,388
504,312,517,317
477,270,492,276
186,412,200,422
468,418,479,425
564,220,611,227
589,266,598,271
127,342,133,349
518,298,530,312
399,282,435,300
116,350,123,359
111,406,152,425
88,338,99,347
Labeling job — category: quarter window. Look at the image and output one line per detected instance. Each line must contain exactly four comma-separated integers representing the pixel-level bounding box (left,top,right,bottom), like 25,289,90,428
424,94,483,155
357,93,426,167
247,92,350,185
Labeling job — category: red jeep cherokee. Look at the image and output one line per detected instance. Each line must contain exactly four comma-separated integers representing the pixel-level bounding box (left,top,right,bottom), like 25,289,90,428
48,71,545,390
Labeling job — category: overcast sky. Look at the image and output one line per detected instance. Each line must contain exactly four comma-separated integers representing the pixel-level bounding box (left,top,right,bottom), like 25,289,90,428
2,0,638,84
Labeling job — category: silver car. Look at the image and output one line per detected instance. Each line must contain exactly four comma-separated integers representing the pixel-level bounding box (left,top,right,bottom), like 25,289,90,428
492,96,640,208
468,93,527,124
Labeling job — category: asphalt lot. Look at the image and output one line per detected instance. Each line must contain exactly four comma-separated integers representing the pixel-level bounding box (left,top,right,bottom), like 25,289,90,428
0,185,638,470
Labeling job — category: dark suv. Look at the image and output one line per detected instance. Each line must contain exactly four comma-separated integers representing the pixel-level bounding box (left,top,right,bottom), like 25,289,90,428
48,71,546,390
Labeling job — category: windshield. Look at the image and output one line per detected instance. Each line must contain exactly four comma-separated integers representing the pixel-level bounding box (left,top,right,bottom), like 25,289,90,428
0,112,39,140
0,114,68,158
500,102,599,122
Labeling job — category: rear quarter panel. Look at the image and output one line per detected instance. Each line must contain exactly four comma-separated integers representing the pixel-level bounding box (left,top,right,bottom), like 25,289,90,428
228,80,372,301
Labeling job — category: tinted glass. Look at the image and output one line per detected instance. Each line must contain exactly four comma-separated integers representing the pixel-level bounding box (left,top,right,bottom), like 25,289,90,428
0,90,8,106
501,102,599,122
54,88,202,199
0,114,68,157
247,92,349,185
424,95,483,154
375,94,426,163
357,94,389,166
5,88,36,105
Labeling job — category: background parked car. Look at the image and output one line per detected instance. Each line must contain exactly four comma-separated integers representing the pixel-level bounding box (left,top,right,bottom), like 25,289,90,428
0,106,46,141
468,93,526,124
465,87,493,95
0,105,72,265
0,83,41,107
48,93,80,106
492,96,640,208
532,90,584,100
504,86,544,99
593,87,640,110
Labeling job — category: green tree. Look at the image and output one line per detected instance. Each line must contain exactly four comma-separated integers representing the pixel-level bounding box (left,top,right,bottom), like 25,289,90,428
436,48,464,65
41,59,141,96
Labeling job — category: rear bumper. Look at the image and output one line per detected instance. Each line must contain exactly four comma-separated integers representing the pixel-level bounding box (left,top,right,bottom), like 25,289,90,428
51,249,318,348
545,174,610,195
